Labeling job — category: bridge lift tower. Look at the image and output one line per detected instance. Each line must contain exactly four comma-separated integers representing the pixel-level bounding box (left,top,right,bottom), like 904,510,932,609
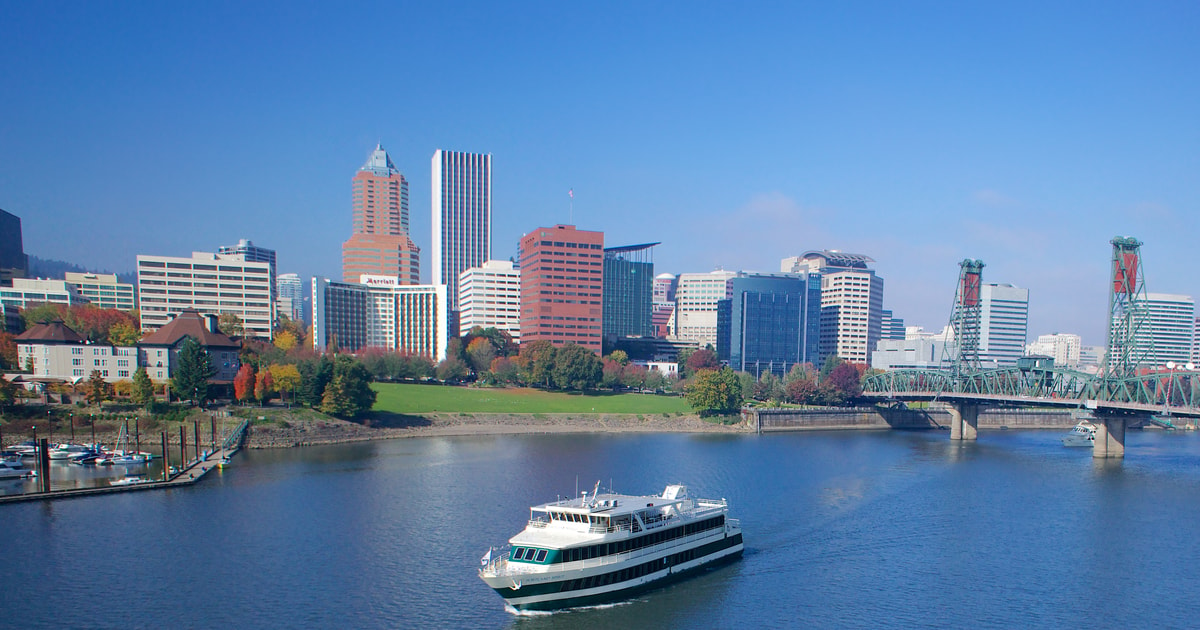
942,259,985,440
1095,236,1155,458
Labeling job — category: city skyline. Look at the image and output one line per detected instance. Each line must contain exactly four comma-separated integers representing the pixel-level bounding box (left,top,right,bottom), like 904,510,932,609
4,3,1199,345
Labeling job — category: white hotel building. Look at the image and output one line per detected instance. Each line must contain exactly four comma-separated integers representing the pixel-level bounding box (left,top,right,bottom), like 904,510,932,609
313,276,448,362
137,252,275,339
458,260,520,340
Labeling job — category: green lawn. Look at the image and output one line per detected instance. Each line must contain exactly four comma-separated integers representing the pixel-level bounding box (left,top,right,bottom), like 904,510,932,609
371,383,693,415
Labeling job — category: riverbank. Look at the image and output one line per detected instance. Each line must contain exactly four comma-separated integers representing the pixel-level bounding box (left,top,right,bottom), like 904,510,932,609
244,411,751,448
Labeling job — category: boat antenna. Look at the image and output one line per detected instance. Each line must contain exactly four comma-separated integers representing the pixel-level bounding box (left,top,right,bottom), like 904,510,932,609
575,475,578,502
591,480,601,506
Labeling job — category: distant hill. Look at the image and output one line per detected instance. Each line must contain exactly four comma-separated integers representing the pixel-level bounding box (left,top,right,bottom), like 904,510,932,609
27,255,136,285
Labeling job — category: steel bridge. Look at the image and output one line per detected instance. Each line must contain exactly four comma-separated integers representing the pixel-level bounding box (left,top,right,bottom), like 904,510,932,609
862,237,1195,457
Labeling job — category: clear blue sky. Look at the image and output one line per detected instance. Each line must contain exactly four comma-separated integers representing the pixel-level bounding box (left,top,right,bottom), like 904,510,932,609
3,1,1199,345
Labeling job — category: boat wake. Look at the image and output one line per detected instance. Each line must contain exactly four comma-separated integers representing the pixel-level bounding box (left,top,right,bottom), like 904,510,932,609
504,600,634,616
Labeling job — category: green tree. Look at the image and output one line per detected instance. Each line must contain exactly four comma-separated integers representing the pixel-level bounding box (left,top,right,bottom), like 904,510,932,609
607,350,629,366
320,356,377,418
218,312,244,338
0,374,18,411
171,337,217,406
686,367,744,416
466,337,497,375
86,369,113,406
520,341,557,388
273,330,298,352
489,356,520,384
297,357,334,407
108,321,142,346
268,363,302,403
436,355,470,382
131,366,155,407
552,343,602,391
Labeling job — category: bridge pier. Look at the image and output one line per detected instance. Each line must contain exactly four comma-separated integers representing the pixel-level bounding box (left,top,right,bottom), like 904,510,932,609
1092,414,1126,459
947,402,979,441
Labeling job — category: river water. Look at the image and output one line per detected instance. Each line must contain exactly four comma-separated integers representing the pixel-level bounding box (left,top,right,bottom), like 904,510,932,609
4,428,1200,629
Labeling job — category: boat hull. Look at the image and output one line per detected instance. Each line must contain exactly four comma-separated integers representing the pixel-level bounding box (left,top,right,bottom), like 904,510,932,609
486,532,743,612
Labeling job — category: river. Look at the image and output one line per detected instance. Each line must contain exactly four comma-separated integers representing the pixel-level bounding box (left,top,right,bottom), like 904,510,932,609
3,428,1200,628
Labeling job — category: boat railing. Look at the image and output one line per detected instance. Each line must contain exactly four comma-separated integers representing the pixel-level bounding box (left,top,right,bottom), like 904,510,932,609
479,545,512,575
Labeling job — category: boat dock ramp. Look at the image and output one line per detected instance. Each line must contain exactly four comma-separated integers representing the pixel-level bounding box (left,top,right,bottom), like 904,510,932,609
0,420,249,505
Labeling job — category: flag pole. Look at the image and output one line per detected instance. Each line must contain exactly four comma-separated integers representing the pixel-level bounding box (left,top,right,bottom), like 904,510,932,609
569,188,574,225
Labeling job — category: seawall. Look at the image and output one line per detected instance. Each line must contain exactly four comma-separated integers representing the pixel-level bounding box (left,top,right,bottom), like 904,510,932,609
745,405,1078,432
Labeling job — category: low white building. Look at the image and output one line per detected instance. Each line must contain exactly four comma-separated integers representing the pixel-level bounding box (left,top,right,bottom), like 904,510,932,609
871,337,952,371
1025,333,1082,369
0,278,88,311
63,272,136,311
16,320,138,382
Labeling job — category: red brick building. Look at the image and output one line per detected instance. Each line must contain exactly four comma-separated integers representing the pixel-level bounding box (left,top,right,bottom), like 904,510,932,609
518,225,604,353
341,144,420,284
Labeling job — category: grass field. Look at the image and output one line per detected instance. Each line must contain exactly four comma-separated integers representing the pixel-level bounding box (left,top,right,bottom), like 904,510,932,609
371,383,694,415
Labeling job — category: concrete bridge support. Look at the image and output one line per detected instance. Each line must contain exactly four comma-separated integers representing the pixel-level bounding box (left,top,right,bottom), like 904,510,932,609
947,402,980,440
1093,414,1126,459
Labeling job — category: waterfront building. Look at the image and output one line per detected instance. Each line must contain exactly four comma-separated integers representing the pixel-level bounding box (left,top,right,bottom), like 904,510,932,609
136,251,274,339
518,225,604,353
0,209,27,284
872,337,953,370
311,277,370,353
673,270,738,347
602,243,657,341
783,251,883,366
715,272,822,376
63,272,136,311
458,260,521,340
312,276,448,361
1025,333,1082,369
137,309,241,382
432,149,491,317
0,278,89,311
276,273,306,323
342,144,420,284
1123,292,1195,367
978,283,1030,367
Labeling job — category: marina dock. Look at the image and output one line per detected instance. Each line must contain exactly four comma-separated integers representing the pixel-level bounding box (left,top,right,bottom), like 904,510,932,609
0,420,249,505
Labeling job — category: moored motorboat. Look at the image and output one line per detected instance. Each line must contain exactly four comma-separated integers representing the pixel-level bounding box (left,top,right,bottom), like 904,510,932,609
110,474,149,486
0,457,33,479
480,483,743,612
1062,421,1096,447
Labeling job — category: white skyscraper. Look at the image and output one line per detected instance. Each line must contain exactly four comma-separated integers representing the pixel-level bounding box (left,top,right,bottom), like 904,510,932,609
276,273,305,323
1130,292,1194,366
673,270,738,346
432,150,492,315
784,251,884,366
979,283,1029,367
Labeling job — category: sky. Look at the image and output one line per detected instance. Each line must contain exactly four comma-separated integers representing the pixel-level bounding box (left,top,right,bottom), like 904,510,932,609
2,1,1199,345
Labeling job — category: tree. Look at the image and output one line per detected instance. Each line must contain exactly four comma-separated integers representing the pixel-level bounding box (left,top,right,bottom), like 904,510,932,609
436,355,469,382
320,356,377,418
297,356,333,407
552,343,603,391
607,350,630,366
686,367,744,416
601,359,624,390
753,372,785,402
686,349,720,376
234,364,256,404
86,369,113,406
131,366,155,407
0,331,16,370
0,375,16,411
273,330,298,352
268,364,302,403
108,321,142,346
255,370,274,404
621,364,648,390
520,341,557,388
171,337,216,406
466,337,497,375
218,313,244,338
827,362,863,403
490,356,521,384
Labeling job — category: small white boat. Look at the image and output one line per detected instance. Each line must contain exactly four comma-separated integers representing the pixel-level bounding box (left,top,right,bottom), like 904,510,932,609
1062,421,1096,447
110,475,149,487
0,457,33,479
49,443,95,460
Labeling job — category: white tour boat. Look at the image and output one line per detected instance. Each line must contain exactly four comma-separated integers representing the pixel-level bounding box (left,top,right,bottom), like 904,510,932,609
1062,421,1097,447
479,483,743,612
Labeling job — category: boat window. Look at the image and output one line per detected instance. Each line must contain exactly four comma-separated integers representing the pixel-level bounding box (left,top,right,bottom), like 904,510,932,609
523,548,537,560
512,547,524,560
535,550,547,562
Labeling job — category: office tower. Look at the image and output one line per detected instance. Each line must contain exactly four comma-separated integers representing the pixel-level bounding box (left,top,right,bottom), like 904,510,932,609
459,260,521,340
342,144,420,284
137,251,274,339
432,149,491,315
0,278,89,310
602,243,657,340
673,270,738,347
651,273,677,338
1025,333,1083,368
311,275,447,361
784,251,883,366
276,273,306,323
880,310,906,341
0,209,28,284
518,225,604,353
218,238,276,267
715,272,822,376
979,283,1030,367
1121,292,1194,367
63,272,137,310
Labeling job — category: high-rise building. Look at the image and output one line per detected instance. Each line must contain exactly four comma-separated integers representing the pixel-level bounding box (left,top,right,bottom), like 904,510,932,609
651,273,678,338
784,251,883,366
311,277,370,353
276,273,306,323
715,272,822,376
137,251,274,339
880,310,906,341
979,283,1030,367
459,260,521,340
63,272,136,311
432,149,491,315
0,209,27,284
1025,333,1082,368
1123,292,1194,367
342,145,420,284
673,270,738,347
602,243,657,341
518,225,604,353
311,275,447,361
218,239,276,267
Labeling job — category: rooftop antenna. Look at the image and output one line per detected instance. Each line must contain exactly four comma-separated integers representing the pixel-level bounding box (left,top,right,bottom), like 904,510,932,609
568,188,574,225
